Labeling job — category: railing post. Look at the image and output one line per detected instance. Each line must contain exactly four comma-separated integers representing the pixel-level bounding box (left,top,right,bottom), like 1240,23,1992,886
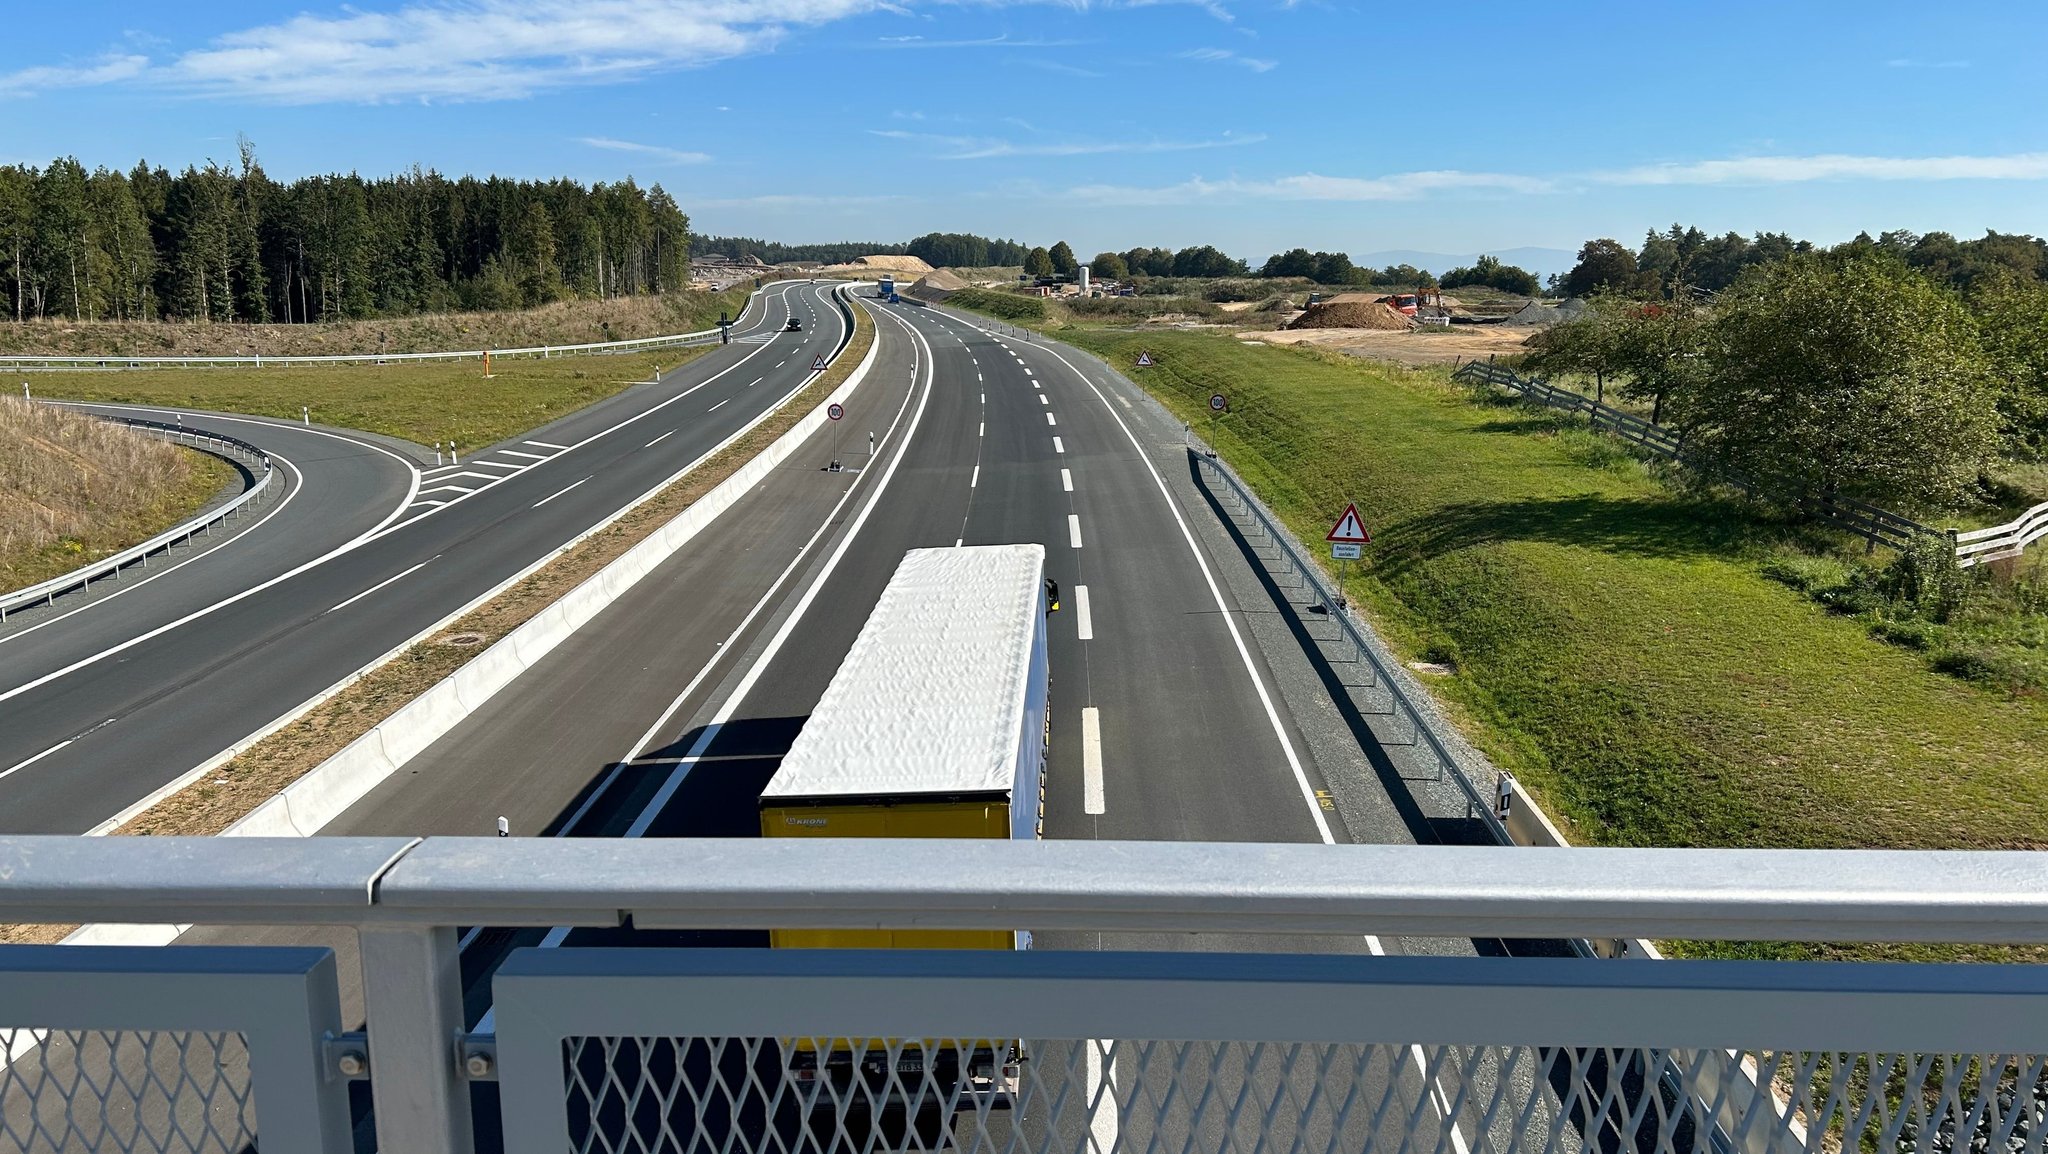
360,924,475,1154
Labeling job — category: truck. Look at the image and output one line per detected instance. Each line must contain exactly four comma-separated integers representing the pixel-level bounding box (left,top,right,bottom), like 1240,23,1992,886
877,274,896,299
759,544,1052,1141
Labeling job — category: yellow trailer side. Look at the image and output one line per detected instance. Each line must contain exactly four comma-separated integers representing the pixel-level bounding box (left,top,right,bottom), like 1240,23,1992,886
761,799,1010,950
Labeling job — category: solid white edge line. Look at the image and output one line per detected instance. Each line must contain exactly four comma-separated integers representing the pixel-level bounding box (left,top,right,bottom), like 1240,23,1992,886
1082,707,1105,815
0,739,74,783
323,559,432,615
1075,584,1093,640
532,475,594,508
1069,514,1083,549
620,302,936,842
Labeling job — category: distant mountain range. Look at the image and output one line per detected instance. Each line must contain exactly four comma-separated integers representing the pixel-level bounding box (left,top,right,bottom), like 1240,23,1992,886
1355,247,1578,282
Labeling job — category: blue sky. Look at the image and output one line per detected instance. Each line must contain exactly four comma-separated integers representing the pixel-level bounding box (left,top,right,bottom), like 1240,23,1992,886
5,0,2045,266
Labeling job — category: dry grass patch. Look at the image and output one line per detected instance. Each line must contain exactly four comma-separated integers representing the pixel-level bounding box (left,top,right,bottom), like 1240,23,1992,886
0,397,235,590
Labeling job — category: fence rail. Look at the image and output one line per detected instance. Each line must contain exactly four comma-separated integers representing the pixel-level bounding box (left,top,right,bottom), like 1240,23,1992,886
0,416,276,620
3,837,2048,1154
1954,499,2048,566
1450,360,1957,557
0,281,782,371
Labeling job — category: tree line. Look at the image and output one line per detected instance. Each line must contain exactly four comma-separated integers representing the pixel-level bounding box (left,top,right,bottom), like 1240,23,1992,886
1558,224,2048,300
0,142,691,324
690,236,906,265
1525,250,2048,513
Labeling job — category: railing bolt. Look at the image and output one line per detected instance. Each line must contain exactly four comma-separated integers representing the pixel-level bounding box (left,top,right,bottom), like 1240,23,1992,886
337,1051,368,1078
465,1051,495,1078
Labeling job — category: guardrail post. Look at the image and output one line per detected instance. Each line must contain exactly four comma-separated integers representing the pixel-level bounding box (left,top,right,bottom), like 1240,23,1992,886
360,924,475,1154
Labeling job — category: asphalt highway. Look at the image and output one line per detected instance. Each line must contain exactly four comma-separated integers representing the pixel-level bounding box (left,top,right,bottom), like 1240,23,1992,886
0,280,849,833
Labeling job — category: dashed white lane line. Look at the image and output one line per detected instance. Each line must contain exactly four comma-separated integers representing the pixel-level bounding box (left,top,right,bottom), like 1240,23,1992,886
1075,584,1093,640
970,465,980,488
645,430,676,448
533,475,593,508
1062,468,1074,492
1,739,74,783
1053,436,1065,453
708,398,730,412
1069,514,1083,548
979,422,985,437
980,393,985,403
501,449,549,461
323,558,433,615
524,439,569,450
1082,707,1106,814
1046,413,1058,426
1038,394,1049,405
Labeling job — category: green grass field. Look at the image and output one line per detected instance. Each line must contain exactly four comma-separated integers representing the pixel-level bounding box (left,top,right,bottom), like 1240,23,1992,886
1043,326,2047,862
36,348,708,449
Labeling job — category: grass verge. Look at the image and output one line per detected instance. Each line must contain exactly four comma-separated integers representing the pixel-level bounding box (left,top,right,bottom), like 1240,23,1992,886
1,397,238,589
37,348,710,449
0,298,872,947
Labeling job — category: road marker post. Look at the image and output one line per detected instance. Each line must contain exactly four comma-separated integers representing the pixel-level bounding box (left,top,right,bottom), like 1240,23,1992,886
301,405,309,426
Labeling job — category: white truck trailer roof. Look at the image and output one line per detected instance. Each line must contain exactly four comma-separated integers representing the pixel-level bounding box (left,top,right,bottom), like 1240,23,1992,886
763,544,1047,803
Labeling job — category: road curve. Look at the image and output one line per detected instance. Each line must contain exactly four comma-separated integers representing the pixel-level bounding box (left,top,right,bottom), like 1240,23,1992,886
0,280,848,834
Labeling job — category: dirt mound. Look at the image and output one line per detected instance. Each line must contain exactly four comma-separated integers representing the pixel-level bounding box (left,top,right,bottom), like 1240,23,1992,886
1286,300,1414,331
907,269,968,303
819,254,934,275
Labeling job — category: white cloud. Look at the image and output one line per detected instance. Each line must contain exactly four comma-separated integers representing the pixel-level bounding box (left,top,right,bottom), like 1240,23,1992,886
872,127,1263,160
872,33,1084,47
0,53,149,98
1180,46,1274,71
1597,152,2048,185
162,0,885,103
580,137,712,165
1071,169,1554,205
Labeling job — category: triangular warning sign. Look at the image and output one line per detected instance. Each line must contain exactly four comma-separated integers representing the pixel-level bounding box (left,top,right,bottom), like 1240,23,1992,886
812,355,826,371
1325,503,1371,544
1136,352,1154,366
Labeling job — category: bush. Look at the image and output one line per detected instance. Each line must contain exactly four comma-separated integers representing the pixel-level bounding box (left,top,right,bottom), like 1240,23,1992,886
1761,553,1856,598
1931,646,2048,693
1878,535,1976,623
1064,295,1222,321
948,288,1046,322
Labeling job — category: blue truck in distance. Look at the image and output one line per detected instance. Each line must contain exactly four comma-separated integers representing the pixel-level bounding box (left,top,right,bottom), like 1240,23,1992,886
878,274,899,302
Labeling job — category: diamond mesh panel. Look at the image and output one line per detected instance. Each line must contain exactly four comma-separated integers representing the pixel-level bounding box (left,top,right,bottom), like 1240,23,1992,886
551,1039,2048,1154
0,1027,257,1154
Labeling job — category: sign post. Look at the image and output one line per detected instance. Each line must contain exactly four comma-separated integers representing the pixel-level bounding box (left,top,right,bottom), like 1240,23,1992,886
826,402,845,472
1324,503,1372,611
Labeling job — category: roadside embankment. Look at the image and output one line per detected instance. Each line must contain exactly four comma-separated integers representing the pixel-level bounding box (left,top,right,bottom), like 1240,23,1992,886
1009,326,2048,867
0,397,236,591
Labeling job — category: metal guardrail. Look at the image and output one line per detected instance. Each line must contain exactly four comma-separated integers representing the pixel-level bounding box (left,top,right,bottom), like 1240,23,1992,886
1450,360,1942,555
0,417,276,620
1189,442,1511,846
0,282,784,371
3,838,2047,1154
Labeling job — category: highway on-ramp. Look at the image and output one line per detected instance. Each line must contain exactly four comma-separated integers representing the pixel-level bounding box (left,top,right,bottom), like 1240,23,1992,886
0,280,849,834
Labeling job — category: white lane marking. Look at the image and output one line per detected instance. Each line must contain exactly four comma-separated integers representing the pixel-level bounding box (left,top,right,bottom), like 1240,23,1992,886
1,739,75,783
417,484,477,497
410,499,447,507
1068,515,1083,549
323,559,432,615
748,376,763,387
524,439,569,450
1053,437,1065,453
977,372,983,382
1038,394,1049,405
0,449,308,653
1075,584,1093,640
970,465,980,488
473,460,524,470
488,289,904,855
429,471,499,484
532,475,593,508
1062,468,1074,492
1082,708,1105,814
620,301,940,841
996,332,1336,843
1046,413,1057,426
708,398,730,412
980,393,985,403
501,449,549,461
956,538,964,547
978,422,985,437
644,430,676,448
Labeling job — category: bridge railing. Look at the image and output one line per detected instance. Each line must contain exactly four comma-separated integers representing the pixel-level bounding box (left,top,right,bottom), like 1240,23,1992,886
3,837,2046,1154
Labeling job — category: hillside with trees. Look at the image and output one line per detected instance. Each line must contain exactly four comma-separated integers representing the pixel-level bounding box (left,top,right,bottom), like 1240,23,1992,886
0,142,690,325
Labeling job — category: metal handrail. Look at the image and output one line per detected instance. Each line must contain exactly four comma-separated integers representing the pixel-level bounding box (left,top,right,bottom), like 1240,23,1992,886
2,836,2046,941
0,417,275,618
0,280,790,370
